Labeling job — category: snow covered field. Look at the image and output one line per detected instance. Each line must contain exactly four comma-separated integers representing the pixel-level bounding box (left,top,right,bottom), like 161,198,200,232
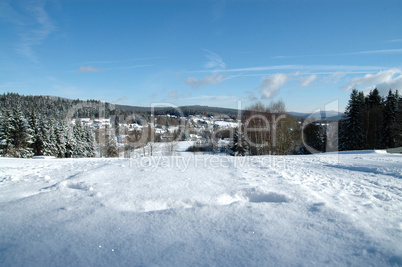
1,143,402,266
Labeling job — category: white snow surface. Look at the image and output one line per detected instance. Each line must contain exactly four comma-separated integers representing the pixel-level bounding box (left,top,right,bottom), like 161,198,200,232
1,143,402,266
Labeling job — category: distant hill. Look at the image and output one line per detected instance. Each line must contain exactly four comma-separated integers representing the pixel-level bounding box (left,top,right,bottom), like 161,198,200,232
288,111,343,121
114,104,240,117
3,93,343,121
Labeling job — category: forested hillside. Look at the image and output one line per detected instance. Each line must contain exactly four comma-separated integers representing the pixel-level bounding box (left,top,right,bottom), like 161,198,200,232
0,90,401,159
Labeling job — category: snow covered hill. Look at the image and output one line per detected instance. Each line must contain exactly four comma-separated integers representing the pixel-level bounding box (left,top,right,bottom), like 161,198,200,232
0,146,401,266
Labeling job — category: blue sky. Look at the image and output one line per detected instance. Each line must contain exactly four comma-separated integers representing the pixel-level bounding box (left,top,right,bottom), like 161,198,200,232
0,0,401,113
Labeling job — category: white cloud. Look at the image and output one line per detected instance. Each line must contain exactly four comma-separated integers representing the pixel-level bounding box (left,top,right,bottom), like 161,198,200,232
203,49,226,69
76,66,102,73
300,74,317,86
256,72,319,98
183,74,225,89
256,73,290,99
343,69,402,94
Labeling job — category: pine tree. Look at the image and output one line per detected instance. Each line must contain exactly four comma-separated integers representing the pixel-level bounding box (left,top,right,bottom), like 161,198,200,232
393,94,402,147
83,125,96,157
363,88,383,149
302,123,325,153
230,128,249,156
73,119,86,157
379,90,398,148
37,119,52,156
8,108,34,158
28,111,44,156
52,121,66,158
339,89,365,151
106,130,119,157
0,109,13,156
64,125,76,158
42,120,58,156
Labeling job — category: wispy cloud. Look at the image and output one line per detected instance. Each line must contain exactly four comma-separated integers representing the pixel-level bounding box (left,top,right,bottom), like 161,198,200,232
183,74,225,89
7,0,57,62
203,49,226,69
342,68,402,94
300,74,317,87
76,66,102,73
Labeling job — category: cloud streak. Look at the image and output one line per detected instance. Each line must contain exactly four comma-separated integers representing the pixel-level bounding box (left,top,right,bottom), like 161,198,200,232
186,64,385,75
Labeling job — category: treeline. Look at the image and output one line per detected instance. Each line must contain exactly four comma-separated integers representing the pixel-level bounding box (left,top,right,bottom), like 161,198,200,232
339,88,401,150
1,90,400,158
0,93,113,120
0,93,98,158
0,108,95,158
